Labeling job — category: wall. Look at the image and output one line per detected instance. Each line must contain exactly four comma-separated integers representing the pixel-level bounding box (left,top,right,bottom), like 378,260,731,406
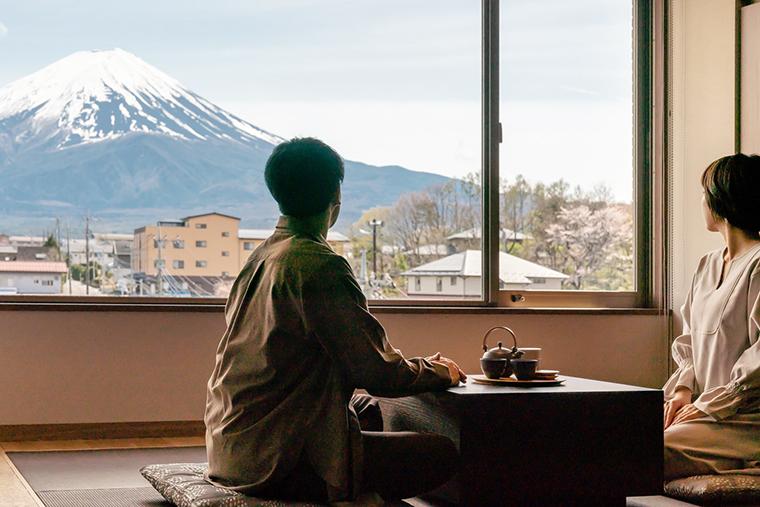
742,3,760,153
0,309,667,425
0,273,61,295
670,0,737,309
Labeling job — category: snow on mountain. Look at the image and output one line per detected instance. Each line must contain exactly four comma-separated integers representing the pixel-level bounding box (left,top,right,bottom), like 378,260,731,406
0,48,283,150
0,48,450,232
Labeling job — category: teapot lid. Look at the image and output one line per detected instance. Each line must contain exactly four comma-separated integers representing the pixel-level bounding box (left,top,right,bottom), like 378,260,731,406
482,341,512,360
481,326,522,360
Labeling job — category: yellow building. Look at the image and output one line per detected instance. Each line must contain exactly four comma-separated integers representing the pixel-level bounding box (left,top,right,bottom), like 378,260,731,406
238,229,349,261
133,213,241,277
133,213,350,279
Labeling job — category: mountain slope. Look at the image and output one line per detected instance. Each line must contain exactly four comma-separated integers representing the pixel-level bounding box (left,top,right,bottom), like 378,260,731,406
0,49,449,232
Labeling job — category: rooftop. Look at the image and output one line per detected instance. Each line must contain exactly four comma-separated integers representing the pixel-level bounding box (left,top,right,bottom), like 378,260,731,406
0,261,68,274
238,229,350,242
447,228,531,241
402,250,568,285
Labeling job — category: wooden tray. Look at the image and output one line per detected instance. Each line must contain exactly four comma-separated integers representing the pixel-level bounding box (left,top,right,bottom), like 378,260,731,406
472,374,566,387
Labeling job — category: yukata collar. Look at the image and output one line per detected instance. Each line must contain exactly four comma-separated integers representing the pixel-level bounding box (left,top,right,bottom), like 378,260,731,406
275,216,329,244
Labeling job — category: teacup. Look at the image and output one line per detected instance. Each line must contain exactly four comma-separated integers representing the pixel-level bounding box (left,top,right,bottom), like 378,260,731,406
510,359,538,380
518,347,541,366
480,358,508,379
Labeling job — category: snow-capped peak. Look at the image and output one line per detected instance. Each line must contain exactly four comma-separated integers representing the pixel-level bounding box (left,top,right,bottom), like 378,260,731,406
0,48,284,149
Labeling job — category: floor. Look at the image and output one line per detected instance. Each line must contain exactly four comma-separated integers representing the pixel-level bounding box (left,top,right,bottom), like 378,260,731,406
0,437,204,507
0,438,452,507
0,438,687,507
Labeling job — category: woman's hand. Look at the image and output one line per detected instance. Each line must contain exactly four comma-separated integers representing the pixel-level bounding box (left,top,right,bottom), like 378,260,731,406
664,387,692,429
671,404,706,426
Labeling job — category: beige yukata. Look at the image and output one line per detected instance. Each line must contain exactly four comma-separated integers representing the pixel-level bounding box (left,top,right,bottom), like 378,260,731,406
663,244,760,480
203,217,451,501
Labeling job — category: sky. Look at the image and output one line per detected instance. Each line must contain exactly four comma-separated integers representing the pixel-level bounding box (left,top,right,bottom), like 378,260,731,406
0,0,634,201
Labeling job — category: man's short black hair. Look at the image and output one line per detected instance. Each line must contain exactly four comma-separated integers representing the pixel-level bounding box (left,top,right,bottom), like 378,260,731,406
264,137,345,218
701,153,760,238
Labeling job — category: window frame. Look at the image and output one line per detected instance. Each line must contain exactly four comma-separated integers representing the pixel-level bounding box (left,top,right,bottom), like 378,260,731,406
493,0,658,309
0,0,661,312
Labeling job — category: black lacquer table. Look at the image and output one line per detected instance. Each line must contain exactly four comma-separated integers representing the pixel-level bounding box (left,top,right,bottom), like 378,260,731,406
378,376,663,506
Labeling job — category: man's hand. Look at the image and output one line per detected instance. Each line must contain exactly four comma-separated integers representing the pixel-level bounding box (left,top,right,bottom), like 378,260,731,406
427,352,467,385
664,387,692,429
670,403,705,426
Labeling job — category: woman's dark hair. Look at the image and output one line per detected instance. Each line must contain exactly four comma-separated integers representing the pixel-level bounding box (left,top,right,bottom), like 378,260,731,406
264,137,344,218
701,153,760,238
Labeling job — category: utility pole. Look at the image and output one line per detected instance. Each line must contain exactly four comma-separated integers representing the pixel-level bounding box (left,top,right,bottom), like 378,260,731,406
66,224,72,295
367,219,383,276
84,215,90,295
156,222,164,296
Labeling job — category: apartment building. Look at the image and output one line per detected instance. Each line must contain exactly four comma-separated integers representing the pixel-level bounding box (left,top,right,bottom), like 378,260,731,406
133,213,350,278
238,228,349,261
133,213,241,277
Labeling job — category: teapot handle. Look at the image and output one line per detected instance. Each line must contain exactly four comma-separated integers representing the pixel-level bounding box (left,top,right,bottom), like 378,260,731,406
482,325,518,352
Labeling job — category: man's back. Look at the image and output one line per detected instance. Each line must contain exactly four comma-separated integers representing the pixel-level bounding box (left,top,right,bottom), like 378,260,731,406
204,221,357,497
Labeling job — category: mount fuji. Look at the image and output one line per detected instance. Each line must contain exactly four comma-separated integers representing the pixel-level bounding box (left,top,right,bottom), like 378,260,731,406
0,49,448,232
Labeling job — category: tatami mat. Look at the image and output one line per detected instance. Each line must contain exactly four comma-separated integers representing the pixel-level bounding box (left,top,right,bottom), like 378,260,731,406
7,446,206,491
37,487,169,506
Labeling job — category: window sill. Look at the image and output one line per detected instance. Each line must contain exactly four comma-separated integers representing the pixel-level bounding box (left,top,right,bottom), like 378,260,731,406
0,296,662,315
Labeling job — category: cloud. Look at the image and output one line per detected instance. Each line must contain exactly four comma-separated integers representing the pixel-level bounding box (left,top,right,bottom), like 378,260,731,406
0,22,8,37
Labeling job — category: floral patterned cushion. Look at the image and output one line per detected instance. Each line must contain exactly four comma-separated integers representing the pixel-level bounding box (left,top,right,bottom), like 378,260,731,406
664,474,760,506
139,463,322,507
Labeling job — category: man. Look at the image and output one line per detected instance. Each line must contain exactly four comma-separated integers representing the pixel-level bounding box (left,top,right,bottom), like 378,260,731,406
204,138,465,503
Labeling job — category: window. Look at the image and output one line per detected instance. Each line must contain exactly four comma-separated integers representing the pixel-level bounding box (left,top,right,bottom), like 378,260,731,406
154,259,165,269
42,280,54,286
172,260,184,269
0,2,653,306
222,271,229,277
497,0,647,307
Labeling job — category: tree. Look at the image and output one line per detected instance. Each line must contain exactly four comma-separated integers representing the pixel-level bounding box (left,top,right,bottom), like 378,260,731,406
500,175,531,253
43,233,63,261
542,205,632,290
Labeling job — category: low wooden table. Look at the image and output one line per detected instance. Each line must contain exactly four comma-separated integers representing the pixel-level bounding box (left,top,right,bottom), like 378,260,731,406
378,376,663,506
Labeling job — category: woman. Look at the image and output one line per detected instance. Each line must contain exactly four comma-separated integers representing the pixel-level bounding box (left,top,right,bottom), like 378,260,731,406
663,153,760,480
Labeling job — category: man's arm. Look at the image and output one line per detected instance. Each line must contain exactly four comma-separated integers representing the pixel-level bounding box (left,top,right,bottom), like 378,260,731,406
302,254,454,396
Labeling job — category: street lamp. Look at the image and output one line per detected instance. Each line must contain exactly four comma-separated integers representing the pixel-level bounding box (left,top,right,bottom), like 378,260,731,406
367,219,384,276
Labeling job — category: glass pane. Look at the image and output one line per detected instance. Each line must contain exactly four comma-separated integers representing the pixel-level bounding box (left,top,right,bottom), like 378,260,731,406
0,1,482,299
499,0,635,291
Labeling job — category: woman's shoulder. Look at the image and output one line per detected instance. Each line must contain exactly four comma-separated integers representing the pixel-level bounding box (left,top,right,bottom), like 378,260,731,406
695,248,724,272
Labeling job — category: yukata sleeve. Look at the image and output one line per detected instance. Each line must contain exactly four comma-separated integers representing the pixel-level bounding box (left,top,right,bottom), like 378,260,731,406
663,272,697,400
303,253,451,396
694,266,760,420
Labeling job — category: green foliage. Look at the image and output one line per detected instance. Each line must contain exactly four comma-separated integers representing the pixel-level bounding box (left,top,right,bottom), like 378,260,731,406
348,172,634,292
70,261,102,287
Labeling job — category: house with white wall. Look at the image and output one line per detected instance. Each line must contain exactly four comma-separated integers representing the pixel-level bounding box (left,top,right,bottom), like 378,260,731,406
0,261,67,294
402,250,568,297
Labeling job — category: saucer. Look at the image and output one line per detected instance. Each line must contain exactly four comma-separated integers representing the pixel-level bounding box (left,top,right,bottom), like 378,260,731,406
472,374,566,387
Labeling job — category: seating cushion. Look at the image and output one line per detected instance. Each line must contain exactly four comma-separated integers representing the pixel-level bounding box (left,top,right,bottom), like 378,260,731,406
139,463,321,507
664,474,760,506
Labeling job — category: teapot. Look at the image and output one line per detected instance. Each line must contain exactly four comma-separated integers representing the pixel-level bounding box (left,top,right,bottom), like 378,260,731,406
480,325,524,378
